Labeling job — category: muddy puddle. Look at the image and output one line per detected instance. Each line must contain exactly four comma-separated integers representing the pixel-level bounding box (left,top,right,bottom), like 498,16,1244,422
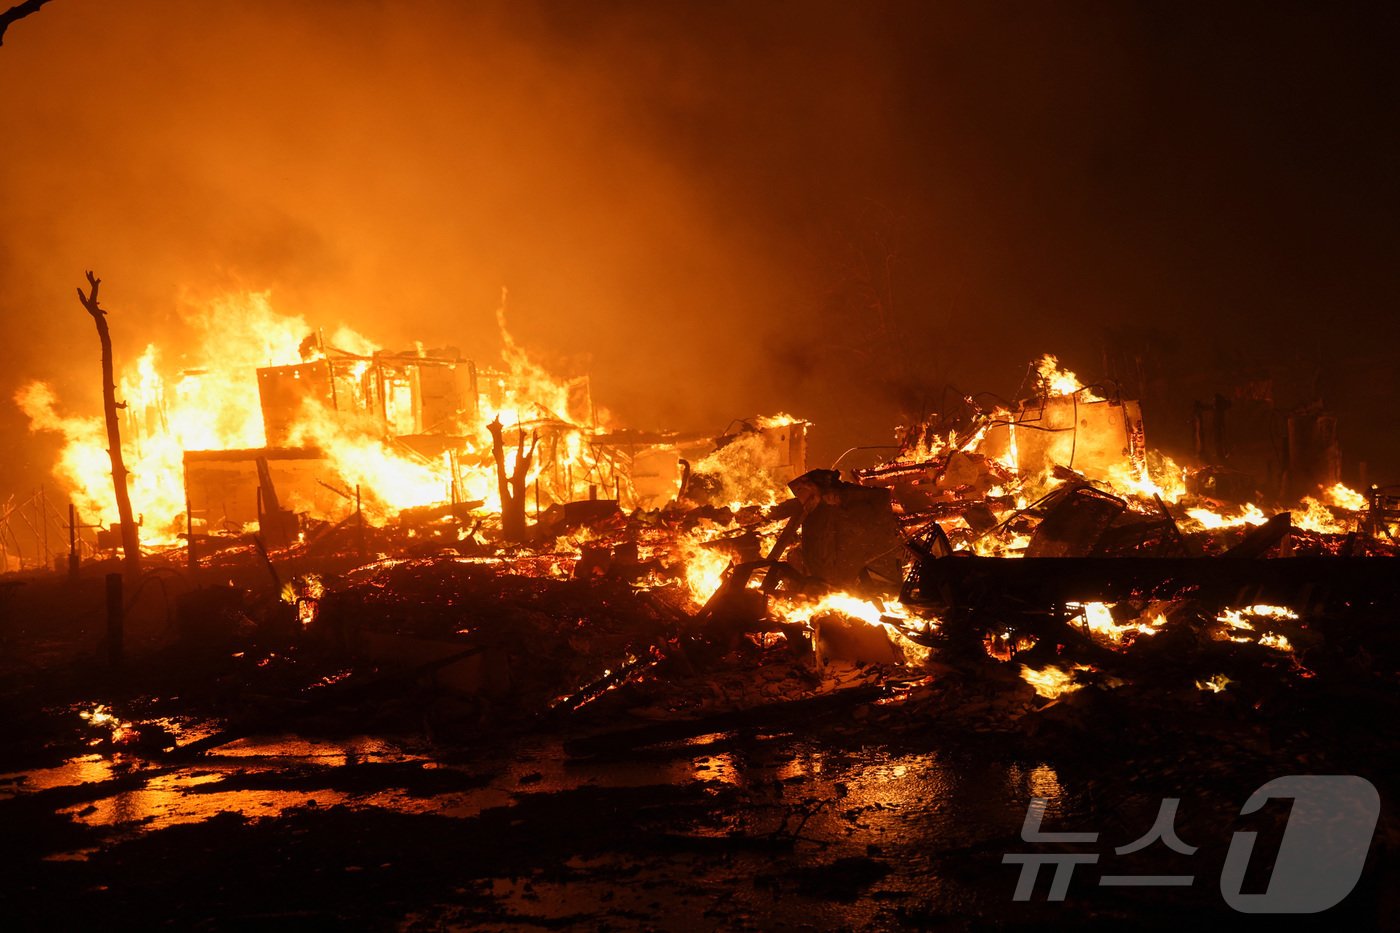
2,699,1080,872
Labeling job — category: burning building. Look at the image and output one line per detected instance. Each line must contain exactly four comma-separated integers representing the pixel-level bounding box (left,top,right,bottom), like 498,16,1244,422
3,4,1397,928
16,292,810,556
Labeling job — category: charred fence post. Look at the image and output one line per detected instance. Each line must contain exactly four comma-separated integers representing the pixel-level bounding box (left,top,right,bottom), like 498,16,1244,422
67,502,79,579
39,485,48,569
185,494,196,571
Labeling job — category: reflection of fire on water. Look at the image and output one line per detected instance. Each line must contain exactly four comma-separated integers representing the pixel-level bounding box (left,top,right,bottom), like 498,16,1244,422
79,704,131,745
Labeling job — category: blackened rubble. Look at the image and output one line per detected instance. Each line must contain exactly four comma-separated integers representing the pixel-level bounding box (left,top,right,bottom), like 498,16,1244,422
3,353,1397,927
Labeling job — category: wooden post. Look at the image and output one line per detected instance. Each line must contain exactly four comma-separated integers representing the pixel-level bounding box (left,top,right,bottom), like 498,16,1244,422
185,494,195,570
40,486,49,569
76,272,141,582
105,572,123,667
68,502,79,579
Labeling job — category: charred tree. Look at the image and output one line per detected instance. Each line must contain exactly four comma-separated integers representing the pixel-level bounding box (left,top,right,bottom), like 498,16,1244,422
0,0,54,47
76,272,141,580
487,415,537,542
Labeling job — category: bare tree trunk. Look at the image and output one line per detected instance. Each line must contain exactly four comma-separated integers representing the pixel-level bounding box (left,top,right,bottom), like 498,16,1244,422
76,272,141,581
487,416,537,542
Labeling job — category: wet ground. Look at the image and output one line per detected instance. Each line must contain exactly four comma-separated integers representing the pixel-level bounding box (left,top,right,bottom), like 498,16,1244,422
0,702,1052,926
4,697,1395,930
2,565,1396,930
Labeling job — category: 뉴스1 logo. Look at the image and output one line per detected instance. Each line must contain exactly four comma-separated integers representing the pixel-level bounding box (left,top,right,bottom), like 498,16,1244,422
1003,774,1380,913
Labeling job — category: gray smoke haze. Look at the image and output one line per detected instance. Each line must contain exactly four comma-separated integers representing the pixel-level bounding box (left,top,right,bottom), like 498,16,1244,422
3,1,1399,490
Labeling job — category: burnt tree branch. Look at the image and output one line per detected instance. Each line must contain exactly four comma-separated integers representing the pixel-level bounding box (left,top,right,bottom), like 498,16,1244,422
0,0,54,47
77,271,141,580
488,416,538,542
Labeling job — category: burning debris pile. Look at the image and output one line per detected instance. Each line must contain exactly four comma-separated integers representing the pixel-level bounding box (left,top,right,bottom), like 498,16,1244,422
8,301,1400,747
5,310,1398,931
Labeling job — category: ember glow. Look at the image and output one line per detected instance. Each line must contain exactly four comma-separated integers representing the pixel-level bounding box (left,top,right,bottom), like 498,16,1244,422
1215,605,1301,649
1196,674,1231,693
1069,601,1165,646
1020,663,1088,700
779,591,936,648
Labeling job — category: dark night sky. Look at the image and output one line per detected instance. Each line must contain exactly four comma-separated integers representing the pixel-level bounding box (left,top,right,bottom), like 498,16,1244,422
2,1,1399,490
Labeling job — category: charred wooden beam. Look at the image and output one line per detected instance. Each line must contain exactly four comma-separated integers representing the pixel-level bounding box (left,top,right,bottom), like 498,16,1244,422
905,555,1400,609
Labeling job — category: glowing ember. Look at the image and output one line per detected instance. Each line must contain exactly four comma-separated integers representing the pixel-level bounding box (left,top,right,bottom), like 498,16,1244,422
281,574,326,627
969,529,1031,557
1215,605,1299,651
1196,674,1231,693
1069,601,1165,645
1231,604,1298,621
79,705,115,726
778,591,932,634
1217,609,1256,631
1019,663,1088,700
774,591,935,665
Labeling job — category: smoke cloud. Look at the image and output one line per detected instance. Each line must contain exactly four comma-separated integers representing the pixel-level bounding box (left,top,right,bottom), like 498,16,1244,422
3,1,1398,491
